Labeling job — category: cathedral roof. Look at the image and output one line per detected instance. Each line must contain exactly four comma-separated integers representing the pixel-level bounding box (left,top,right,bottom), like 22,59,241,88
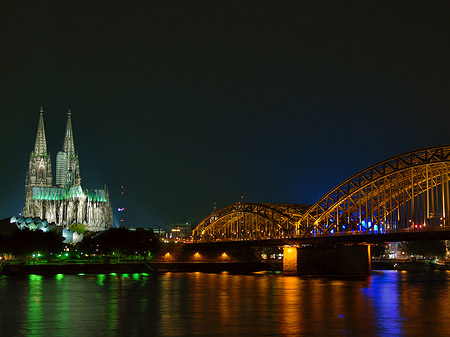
32,185,85,200
31,185,107,202
86,189,108,202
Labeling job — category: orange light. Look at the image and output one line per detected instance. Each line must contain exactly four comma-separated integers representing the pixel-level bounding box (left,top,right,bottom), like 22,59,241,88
283,246,298,275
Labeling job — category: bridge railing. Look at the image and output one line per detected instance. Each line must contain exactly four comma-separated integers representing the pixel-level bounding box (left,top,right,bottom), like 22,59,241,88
193,225,450,243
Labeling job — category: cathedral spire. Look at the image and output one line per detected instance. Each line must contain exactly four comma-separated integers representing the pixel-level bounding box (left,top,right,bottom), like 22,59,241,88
33,106,48,156
60,110,81,186
63,109,75,157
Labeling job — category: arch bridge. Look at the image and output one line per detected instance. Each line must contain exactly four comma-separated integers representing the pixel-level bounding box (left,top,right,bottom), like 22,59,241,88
193,145,450,241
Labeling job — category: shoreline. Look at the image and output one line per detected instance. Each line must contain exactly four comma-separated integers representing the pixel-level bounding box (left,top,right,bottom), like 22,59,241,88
0,261,282,275
0,260,437,276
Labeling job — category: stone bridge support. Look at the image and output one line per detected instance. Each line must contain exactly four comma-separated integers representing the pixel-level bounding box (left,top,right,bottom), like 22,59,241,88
283,244,371,275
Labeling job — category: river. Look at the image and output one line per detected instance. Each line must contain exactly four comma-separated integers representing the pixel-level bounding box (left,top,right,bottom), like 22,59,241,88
1,270,450,336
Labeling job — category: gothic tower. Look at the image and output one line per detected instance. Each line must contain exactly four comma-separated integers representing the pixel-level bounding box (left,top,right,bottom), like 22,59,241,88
26,107,52,187
56,110,81,186
23,107,53,220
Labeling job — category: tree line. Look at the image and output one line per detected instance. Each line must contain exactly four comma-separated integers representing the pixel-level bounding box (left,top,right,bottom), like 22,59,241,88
0,227,160,260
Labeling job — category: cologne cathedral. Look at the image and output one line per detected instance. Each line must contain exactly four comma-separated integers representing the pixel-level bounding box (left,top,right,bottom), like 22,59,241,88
22,108,113,231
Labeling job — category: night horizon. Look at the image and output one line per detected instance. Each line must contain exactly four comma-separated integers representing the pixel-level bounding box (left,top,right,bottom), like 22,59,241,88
1,1,449,228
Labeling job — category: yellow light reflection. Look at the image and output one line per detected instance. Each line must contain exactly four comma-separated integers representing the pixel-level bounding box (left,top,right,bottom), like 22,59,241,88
283,246,298,275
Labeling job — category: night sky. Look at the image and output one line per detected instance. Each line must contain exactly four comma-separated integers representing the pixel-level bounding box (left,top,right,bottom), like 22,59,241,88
1,1,449,228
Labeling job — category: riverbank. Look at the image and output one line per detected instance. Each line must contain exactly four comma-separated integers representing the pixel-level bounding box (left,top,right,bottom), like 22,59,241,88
372,260,432,271
0,260,436,275
0,261,282,275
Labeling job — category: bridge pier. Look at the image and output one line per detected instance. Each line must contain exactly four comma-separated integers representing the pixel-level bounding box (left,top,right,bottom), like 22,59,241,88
283,244,371,275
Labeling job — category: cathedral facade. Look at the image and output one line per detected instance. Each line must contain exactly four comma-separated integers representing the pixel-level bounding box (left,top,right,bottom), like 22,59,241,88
22,108,113,231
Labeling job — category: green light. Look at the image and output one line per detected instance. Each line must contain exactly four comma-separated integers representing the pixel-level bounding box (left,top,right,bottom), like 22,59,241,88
97,274,106,286
141,273,149,277
55,274,64,281
121,274,129,278
109,273,117,277
29,274,42,281
31,186,108,202
132,273,140,281
78,273,85,276
27,273,43,331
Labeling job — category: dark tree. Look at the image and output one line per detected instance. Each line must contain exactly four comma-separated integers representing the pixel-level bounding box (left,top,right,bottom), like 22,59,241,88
399,240,447,258
371,243,388,259
2,229,64,256
76,227,160,259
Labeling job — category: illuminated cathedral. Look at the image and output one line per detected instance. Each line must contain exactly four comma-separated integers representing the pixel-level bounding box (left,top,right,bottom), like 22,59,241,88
22,107,113,231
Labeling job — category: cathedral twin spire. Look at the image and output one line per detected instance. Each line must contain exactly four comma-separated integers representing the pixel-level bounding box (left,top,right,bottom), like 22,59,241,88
33,107,76,156
30,107,81,187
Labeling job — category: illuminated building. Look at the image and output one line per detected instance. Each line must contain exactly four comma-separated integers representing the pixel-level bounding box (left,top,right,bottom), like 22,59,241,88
168,223,192,240
22,108,113,231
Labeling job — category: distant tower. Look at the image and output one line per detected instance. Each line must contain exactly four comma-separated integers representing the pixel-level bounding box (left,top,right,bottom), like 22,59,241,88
55,151,67,186
118,185,125,225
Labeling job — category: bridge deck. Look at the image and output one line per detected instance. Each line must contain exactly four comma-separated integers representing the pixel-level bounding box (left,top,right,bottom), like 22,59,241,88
193,227,450,246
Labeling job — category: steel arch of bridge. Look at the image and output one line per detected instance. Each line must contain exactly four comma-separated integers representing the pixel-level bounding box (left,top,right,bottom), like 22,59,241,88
298,145,450,236
192,203,310,241
193,145,450,240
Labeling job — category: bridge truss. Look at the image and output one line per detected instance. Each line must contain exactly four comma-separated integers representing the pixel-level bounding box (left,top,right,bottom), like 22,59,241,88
192,203,310,241
193,145,450,240
298,145,450,236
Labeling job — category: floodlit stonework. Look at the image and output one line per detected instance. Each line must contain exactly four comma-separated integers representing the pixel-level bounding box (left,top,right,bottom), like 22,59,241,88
22,107,113,231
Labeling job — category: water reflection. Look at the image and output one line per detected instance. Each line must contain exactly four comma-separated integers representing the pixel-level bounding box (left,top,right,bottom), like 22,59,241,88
1,271,450,336
362,271,402,335
25,275,43,336
97,273,106,286
277,276,303,335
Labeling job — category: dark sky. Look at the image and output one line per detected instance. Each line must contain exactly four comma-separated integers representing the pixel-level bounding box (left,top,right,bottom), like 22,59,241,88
1,1,449,228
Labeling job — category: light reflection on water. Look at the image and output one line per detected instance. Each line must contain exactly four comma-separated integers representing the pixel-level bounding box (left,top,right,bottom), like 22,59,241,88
1,270,450,336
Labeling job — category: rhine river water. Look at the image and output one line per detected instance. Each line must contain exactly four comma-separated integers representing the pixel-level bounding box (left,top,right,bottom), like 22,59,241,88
1,270,450,336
